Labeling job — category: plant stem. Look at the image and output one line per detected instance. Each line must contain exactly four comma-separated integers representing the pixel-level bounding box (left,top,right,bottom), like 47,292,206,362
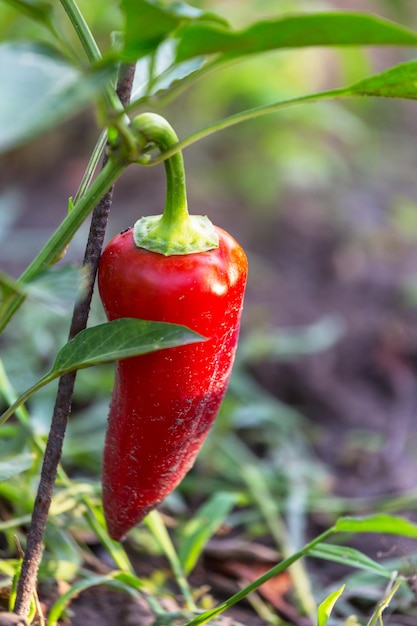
0,156,126,335
131,113,218,255
73,130,108,205
59,0,102,64
0,357,136,576
59,0,128,127
148,87,349,166
13,64,136,620
367,577,401,626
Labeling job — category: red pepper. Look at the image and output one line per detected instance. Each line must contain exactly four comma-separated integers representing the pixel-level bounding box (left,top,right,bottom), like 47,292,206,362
98,114,247,540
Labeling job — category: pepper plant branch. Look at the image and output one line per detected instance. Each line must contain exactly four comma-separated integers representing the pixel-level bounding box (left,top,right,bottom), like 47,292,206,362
72,130,108,205
59,0,132,139
59,0,102,64
13,63,136,620
0,156,126,335
145,87,349,167
0,86,347,344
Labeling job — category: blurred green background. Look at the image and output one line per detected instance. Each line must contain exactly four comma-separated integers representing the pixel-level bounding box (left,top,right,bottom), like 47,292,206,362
3,2,417,623
2,0,417,593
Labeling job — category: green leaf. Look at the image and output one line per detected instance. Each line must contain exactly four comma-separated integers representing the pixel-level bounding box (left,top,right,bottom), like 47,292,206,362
47,570,145,626
335,514,417,538
144,509,195,607
24,265,86,312
1,266,85,311
51,318,204,374
121,0,229,61
0,42,112,153
2,0,53,26
349,59,417,99
0,319,204,427
310,544,392,578
0,453,33,482
179,492,240,575
131,40,205,102
317,585,345,626
175,12,417,62
0,269,24,299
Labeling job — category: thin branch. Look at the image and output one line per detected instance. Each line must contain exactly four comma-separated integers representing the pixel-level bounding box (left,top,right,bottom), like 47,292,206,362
13,64,136,619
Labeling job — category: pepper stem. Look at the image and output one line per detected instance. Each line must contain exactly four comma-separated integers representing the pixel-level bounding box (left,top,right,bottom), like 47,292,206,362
131,113,219,256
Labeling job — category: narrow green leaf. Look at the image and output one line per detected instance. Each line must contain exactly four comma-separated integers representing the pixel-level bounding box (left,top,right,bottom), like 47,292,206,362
46,571,144,626
121,0,229,61
184,525,336,626
349,59,417,99
0,453,33,482
310,544,392,578
179,492,240,575
51,318,204,374
0,42,112,153
317,585,345,626
145,510,195,608
175,12,417,62
0,269,24,299
335,514,417,538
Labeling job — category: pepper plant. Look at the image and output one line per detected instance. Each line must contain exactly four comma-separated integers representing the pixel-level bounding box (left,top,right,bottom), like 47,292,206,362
2,1,417,624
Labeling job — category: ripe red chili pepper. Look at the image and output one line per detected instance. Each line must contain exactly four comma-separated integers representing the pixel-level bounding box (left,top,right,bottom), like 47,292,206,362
98,114,247,540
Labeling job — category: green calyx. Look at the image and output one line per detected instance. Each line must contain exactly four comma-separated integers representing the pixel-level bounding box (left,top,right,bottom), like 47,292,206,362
130,113,219,256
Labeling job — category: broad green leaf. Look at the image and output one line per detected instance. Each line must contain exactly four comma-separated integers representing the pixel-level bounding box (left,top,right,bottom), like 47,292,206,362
0,452,33,482
24,265,86,312
310,544,391,578
179,491,240,575
121,0,229,61
2,0,53,26
175,12,417,62
0,42,112,153
349,59,417,99
52,318,204,374
131,40,205,102
335,514,417,538
1,265,85,311
317,585,345,626
0,319,204,426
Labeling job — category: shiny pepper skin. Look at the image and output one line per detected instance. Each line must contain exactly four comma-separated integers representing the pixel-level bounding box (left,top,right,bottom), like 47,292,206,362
98,226,247,540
